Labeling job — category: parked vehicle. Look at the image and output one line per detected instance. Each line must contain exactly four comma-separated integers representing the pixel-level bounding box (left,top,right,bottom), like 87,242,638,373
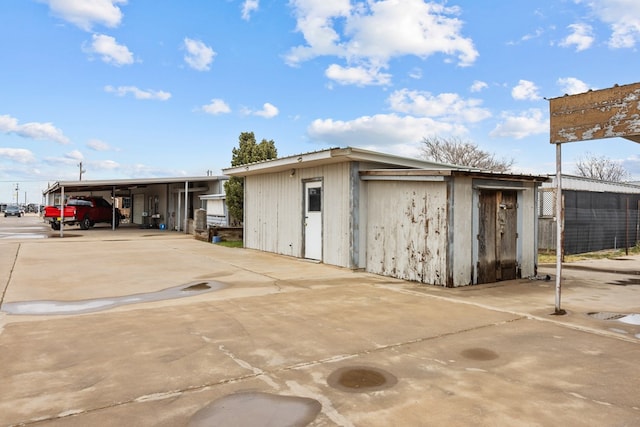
4,205,22,217
43,196,122,230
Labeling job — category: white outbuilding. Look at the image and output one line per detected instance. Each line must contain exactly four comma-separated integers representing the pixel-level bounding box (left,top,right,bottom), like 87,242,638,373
223,147,548,287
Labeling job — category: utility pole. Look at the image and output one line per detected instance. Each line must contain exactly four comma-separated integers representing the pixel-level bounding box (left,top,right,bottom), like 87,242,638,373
78,162,86,181
14,183,19,204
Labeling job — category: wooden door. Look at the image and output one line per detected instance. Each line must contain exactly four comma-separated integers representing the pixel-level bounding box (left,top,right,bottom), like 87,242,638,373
477,190,518,284
497,191,518,280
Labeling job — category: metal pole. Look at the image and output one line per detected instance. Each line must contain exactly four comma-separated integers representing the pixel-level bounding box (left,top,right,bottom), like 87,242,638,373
112,186,116,230
555,143,564,314
60,186,65,238
184,181,189,234
625,197,629,255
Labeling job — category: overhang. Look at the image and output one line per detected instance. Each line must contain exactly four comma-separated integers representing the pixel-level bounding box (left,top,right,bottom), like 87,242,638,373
360,169,550,183
43,176,229,195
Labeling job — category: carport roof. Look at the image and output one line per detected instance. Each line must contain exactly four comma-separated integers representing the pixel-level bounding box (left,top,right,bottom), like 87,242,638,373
43,176,228,195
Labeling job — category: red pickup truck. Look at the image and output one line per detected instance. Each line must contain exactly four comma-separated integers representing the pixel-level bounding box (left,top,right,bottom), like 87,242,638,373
43,196,122,230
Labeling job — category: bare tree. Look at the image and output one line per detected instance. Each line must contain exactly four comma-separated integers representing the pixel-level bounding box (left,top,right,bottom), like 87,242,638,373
573,153,630,182
421,136,514,172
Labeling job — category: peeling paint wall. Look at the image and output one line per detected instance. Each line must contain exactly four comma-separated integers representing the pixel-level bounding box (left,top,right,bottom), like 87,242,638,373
450,176,473,286
366,181,448,285
550,82,640,143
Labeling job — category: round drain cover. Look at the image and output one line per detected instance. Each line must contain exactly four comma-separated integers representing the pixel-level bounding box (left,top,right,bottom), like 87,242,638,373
328,366,397,393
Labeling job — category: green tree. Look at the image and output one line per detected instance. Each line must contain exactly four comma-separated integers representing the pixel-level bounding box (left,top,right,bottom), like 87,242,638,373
225,132,277,224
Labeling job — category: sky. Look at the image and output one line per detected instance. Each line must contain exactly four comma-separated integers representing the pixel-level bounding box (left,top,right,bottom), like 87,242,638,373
2,0,640,204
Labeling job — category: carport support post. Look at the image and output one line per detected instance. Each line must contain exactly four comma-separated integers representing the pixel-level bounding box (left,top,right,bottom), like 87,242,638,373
555,143,563,314
112,186,116,230
184,180,189,234
59,186,65,238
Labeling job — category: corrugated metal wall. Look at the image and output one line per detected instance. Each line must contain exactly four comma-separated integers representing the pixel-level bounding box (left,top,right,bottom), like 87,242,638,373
451,177,473,286
366,181,448,284
243,163,354,267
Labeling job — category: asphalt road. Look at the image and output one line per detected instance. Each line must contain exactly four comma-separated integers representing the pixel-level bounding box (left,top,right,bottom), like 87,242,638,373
0,213,50,240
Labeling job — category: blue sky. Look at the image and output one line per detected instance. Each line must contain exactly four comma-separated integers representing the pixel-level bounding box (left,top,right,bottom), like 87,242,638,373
2,0,640,204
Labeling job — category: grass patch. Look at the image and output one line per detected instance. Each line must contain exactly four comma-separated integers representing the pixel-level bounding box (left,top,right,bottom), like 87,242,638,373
215,239,243,248
539,243,640,263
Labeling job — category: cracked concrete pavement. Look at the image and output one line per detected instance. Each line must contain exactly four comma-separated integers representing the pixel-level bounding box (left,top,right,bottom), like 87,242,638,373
0,219,639,426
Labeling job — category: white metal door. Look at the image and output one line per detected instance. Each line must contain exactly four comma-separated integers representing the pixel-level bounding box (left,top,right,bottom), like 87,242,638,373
304,181,322,260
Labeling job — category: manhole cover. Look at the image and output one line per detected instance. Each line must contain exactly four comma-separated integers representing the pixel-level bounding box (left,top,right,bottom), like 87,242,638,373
327,366,397,393
460,348,499,361
588,312,626,320
183,282,211,291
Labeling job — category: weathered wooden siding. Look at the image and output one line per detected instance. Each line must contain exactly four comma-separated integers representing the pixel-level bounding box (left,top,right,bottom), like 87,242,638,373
366,181,448,284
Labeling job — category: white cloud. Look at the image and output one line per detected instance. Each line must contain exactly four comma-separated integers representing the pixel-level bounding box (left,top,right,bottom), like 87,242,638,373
306,87,493,152
557,77,591,95
585,0,640,48
201,99,231,115
325,64,391,86
489,108,549,139
470,80,488,92
85,34,134,66
253,103,279,118
86,139,115,151
183,38,215,71
91,159,119,170
43,0,126,31
307,114,465,148
286,0,477,85
0,148,36,163
0,114,70,144
65,150,84,161
408,67,422,79
388,89,491,123
241,0,259,20
560,23,594,51
104,85,171,100
511,80,541,101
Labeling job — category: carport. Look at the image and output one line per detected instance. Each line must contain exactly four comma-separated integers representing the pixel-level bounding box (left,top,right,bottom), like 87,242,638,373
43,176,228,236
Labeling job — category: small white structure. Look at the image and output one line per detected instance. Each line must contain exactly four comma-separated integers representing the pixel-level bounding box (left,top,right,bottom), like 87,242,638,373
199,193,228,227
224,147,548,287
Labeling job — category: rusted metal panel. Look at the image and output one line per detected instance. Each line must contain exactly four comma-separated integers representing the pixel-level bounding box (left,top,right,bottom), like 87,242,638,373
549,82,640,144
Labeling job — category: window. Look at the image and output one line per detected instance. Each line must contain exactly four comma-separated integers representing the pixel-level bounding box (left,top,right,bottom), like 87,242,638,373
308,187,321,212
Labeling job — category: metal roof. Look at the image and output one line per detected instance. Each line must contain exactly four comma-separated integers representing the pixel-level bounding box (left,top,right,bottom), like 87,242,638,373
43,176,228,195
360,168,550,183
222,146,470,177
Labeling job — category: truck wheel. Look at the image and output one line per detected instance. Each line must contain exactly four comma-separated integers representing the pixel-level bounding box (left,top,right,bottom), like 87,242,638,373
51,222,60,231
80,216,91,230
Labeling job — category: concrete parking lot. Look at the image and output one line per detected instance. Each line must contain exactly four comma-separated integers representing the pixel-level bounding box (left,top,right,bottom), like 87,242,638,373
1,215,639,426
